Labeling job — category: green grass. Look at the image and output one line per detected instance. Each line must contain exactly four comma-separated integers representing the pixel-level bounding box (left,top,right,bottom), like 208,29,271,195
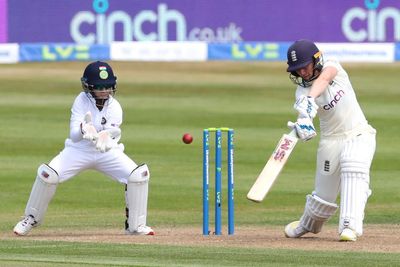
0,61,399,266
1,240,400,267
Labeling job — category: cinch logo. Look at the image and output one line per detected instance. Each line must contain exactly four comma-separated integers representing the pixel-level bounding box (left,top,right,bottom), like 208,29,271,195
323,90,345,110
70,0,243,44
342,0,400,42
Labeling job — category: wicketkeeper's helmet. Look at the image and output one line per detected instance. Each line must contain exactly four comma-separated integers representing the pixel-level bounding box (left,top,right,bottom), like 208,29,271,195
81,61,117,100
286,39,323,87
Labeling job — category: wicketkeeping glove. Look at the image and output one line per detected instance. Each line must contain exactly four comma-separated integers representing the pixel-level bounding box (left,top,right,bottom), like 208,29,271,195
95,128,121,153
294,95,318,119
288,118,317,141
81,112,98,143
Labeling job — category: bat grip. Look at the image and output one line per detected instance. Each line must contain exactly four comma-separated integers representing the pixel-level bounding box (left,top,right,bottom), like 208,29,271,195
288,129,297,137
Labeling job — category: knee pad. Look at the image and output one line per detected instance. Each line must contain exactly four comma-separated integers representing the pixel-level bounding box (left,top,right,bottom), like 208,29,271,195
25,164,59,223
125,164,150,232
341,160,371,175
299,194,338,234
128,164,150,184
341,134,375,175
37,164,59,184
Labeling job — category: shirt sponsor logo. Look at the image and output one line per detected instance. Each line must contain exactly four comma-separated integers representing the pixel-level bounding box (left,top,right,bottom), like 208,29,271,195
323,90,345,110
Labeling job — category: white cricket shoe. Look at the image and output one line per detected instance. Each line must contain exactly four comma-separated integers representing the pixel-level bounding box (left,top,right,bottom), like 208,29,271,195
284,220,309,238
339,228,357,242
13,215,37,236
126,225,155,236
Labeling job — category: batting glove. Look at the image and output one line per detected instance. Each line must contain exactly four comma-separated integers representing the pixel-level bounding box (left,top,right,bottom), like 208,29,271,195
95,128,121,153
294,95,318,119
81,112,98,143
288,118,317,141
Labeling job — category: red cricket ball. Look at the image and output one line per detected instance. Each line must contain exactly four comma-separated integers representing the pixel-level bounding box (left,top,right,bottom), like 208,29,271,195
182,133,193,144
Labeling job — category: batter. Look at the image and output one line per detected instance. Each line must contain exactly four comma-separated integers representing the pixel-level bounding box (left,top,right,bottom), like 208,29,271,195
283,40,376,242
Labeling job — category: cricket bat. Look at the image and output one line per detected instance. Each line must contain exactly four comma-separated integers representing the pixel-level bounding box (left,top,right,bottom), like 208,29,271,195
247,129,298,202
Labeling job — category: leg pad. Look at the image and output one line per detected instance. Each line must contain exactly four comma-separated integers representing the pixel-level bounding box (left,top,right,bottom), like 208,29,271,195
125,164,150,233
24,164,59,223
300,194,338,234
339,172,371,236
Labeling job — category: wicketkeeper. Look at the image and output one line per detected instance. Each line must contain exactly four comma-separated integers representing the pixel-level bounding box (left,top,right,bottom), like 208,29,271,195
284,40,376,241
14,61,154,236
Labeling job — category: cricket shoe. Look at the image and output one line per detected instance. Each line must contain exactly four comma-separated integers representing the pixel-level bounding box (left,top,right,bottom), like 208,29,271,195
126,225,155,236
13,215,37,236
284,221,309,238
339,228,357,242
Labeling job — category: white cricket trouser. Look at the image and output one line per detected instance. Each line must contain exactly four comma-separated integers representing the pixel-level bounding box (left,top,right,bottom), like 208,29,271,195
314,126,376,202
48,146,137,184
313,125,376,235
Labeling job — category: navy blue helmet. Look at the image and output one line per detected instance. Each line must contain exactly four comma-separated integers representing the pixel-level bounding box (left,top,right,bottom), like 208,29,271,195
81,61,117,100
286,39,323,87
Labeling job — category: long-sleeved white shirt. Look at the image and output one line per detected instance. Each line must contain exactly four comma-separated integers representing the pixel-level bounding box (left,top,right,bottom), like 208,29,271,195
295,59,369,137
66,92,123,150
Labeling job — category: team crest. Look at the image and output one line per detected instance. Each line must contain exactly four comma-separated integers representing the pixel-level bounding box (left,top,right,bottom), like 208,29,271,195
290,50,297,62
99,66,109,79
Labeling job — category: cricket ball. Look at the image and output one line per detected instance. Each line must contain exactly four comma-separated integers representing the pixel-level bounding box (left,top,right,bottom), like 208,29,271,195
182,133,193,144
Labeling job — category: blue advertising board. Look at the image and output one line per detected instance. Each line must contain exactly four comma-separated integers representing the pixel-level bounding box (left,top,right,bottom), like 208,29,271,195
19,43,109,62
208,42,290,61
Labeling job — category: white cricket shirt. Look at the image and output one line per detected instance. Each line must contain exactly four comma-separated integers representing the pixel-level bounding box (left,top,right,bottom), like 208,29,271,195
65,92,123,150
295,59,368,137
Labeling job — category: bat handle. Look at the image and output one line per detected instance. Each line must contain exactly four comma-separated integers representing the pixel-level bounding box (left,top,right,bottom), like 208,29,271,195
288,129,297,137
287,121,298,138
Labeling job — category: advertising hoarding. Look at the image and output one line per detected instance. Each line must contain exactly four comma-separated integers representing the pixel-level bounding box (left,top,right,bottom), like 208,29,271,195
4,0,400,44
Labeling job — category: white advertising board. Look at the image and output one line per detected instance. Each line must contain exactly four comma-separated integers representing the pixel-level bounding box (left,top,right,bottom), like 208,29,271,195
0,43,19,63
111,41,207,61
317,43,394,63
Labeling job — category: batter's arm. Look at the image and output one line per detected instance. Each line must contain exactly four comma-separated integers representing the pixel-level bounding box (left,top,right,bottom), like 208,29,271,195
308,66,337,98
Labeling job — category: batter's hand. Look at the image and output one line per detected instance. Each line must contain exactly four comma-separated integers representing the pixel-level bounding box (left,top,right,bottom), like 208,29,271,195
95,128,121,152
294,95,318,119
81,112,98,142
288,118,317,141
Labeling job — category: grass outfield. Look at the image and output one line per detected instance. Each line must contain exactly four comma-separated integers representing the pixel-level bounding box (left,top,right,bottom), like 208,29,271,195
0,61,399,266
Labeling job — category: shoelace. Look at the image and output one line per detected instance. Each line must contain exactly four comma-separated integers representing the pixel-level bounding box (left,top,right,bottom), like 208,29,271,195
22,216,36,226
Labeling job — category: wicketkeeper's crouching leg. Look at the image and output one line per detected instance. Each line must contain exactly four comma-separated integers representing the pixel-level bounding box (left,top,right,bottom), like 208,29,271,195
124,164,154,235
14,164,59,236
284,194,338,238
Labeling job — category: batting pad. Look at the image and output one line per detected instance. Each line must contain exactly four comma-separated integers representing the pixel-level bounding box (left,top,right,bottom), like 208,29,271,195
126,164,150,232
25,164,59,223
300,194,338,234
339,172,371,236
